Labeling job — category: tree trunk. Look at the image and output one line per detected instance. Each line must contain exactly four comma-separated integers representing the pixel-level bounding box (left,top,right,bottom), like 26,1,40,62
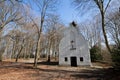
47,40,52,62
11,42,17,58
33,16,44,68
15,46,23,62
0,32,2,61
101,10,111,53
34,35,41,68
0,54,2,62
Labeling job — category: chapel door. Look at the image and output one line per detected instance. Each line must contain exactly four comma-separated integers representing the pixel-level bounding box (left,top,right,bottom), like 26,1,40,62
71,57,77,67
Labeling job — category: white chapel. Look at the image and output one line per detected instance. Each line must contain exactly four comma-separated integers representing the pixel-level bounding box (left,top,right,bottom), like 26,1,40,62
59,22,91,66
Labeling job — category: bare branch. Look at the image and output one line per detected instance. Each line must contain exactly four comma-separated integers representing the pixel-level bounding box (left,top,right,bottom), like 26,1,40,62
104,0,112,13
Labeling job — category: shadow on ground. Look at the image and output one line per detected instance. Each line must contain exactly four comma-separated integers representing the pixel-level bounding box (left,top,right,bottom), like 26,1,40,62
37,61,58,66
70,68,120,80
23,61,59,66
0,61,120,80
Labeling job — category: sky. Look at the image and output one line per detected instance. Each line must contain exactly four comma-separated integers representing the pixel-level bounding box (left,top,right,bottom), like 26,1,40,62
56,0,97,26
24,0,119,26
28,0,83,26
4,0,80,35
57,0,81,26
56,0,120,26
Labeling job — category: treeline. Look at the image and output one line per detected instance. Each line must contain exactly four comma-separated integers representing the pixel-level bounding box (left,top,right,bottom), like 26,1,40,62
0,0,64,68
73,0,120,68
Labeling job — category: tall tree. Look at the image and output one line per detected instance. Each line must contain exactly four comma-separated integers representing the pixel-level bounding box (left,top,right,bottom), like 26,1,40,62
73,0,112,53
28,0,58,68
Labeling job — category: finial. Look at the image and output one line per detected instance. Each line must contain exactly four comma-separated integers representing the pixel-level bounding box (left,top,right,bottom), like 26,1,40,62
71,21,77,27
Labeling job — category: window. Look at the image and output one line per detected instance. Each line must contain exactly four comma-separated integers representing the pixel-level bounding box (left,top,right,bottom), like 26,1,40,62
65,57,68,62
80,57,83,61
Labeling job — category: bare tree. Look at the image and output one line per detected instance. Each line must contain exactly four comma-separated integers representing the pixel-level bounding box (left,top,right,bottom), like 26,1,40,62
27,0,58,67
106,10,120,47
0,1,23,61
0,1,22,33
21,21,40,59
73,0,112,53
44,14,60,62
79,20,102,48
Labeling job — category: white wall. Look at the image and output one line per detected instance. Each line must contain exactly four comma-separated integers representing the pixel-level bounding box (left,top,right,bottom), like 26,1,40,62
59,24,91,66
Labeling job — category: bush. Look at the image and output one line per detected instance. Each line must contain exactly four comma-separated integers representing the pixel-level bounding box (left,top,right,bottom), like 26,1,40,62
112,45,120,69
90,45,103,62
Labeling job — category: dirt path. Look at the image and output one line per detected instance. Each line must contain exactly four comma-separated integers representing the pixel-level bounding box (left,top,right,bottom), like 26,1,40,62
0,60,120,80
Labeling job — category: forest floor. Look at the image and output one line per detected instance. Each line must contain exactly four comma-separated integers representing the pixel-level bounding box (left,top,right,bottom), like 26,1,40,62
0,59,120,80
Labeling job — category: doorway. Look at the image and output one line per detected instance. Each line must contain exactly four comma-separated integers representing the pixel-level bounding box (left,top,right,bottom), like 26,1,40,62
71,57,77,67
